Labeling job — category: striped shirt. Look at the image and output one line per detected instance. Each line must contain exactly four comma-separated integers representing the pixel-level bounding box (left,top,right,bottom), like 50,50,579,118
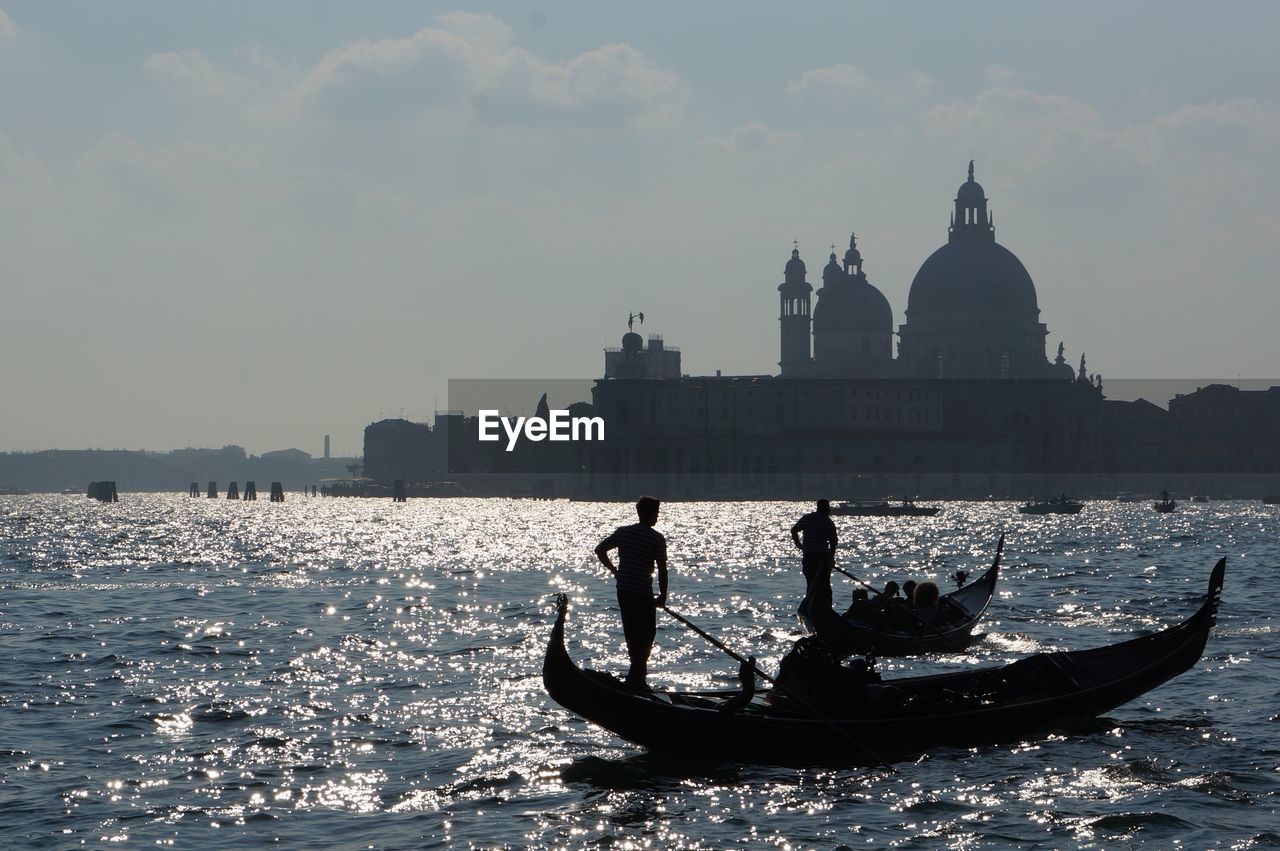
793,512,837,555
601,523,667,596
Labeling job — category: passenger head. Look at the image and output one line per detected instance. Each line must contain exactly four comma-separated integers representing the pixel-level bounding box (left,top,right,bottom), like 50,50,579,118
914,581,940,607
884,580,900,597
817,498,830,515
902,580,917,601
636,495,661,526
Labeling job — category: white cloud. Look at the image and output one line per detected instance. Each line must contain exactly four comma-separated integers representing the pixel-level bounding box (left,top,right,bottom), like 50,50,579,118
0,133,57,214
702,121,804,156
285,12,683,123
787,64,933,105
788,63,874,98
144,49,230,96
0,9,16,40
921,86,1101,140
983,65,1039,88
74,133,253,213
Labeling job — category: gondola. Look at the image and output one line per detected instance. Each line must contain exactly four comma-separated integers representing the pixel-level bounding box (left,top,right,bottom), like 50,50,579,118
542,558,1224,765
802,544,1001,656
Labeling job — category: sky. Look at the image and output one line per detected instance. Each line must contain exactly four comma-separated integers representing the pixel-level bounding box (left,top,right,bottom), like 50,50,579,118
2,1,1279,455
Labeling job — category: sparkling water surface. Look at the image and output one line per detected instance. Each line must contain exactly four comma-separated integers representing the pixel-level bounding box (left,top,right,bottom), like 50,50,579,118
0,495,1276,848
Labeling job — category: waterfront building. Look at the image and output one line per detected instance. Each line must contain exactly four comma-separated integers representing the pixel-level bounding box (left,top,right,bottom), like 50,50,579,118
587,163,1105,499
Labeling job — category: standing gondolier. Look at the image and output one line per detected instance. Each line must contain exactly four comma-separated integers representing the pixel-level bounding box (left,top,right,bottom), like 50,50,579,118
595,496,668,690
791,499,838,617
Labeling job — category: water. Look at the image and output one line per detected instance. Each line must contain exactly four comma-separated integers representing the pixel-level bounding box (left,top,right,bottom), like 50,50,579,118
0,495,1276,848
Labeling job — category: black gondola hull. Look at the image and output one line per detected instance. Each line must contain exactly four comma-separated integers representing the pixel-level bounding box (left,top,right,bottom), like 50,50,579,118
543,559,1224,764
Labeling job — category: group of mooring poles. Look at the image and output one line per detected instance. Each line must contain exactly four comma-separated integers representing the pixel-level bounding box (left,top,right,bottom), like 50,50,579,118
182,481,406,501
189,481,287,502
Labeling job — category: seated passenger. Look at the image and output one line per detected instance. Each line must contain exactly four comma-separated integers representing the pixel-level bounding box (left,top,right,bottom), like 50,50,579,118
876,581,901,612
842,588,878,622
913,581,941,626
884,596,918,629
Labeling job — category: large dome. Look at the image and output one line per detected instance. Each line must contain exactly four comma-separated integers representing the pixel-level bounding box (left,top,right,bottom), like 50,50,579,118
906,238,1038,316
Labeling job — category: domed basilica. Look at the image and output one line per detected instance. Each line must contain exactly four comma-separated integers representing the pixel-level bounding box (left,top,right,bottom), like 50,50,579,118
780,162,1068,380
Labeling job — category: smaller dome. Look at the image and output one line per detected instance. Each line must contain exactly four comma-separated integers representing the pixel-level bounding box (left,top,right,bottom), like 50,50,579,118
822,252,842,281
957,161,985,201
812,278,894,336
957,179,985,201
785,248,806,275
621,331,643,353
843,233,861,269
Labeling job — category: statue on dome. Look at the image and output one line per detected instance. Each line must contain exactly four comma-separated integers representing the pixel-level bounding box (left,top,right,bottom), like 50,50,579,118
627,312,645,332
1077,353,1088,382
1056,341,1066,364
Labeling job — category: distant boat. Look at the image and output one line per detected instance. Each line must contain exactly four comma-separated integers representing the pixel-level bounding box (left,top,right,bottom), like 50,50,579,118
1115,492,1142,503
1154,491,1177,513
1018,496,1084,515
1191,495,1210,503
0,486,31,496
830,498,940,517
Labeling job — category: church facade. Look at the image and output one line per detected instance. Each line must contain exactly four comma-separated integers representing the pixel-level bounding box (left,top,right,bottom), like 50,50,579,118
584,164,1106,499
780,163,1072,382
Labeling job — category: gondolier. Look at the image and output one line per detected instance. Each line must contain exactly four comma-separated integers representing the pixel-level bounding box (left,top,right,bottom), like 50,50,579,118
595,496,669,691
791,499,838,615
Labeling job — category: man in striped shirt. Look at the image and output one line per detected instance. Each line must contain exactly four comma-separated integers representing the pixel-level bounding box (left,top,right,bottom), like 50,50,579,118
791,499,838,615
595,496,669,690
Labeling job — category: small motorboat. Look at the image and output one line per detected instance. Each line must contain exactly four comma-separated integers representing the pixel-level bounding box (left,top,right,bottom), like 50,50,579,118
1018,496,1084,515
829,499,940,517
542,559,1225,765
1191,495,1210,503
1153,491,1176,513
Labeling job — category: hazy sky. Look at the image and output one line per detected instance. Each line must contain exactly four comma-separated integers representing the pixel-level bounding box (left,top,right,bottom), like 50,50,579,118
2,1,1278,455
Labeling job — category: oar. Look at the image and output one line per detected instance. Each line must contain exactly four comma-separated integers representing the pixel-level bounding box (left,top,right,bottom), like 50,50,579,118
659,602,891,768
828,533,1004,653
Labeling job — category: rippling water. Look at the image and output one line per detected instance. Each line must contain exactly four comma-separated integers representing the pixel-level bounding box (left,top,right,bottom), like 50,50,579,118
0,495,1276,848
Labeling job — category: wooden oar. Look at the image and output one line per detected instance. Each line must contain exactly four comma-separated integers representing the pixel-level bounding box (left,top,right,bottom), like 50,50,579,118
827,534,1004,654
659,602,891,768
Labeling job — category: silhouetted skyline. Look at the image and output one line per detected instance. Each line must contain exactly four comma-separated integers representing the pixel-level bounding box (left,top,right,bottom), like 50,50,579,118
2,2,1278,454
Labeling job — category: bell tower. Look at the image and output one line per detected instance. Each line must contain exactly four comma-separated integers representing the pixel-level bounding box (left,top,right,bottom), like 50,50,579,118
777,243,812,374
